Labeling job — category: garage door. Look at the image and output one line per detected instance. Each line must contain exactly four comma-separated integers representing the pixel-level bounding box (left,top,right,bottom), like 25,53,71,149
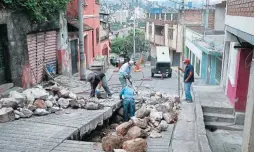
27,31,57,85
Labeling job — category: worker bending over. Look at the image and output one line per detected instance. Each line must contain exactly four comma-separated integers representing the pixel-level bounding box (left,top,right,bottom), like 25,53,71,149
87,72,112,98
119,60,134,88
119,85,136,121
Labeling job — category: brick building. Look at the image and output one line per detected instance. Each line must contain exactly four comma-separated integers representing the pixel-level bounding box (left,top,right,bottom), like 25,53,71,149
219,0,254,151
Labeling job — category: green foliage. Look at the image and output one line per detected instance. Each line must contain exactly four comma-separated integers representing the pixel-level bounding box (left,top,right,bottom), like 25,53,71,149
2,0,70,22
111,30,150,56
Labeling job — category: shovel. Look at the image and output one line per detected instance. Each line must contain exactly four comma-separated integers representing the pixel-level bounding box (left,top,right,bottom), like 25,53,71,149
127,78,138,94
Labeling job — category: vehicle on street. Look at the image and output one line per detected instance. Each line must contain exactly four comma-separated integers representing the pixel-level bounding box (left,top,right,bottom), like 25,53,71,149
151,46,172,78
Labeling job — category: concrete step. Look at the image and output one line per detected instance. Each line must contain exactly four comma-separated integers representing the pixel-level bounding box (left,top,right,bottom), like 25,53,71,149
202,105,234,115
203,112,235,123
205,122,244,131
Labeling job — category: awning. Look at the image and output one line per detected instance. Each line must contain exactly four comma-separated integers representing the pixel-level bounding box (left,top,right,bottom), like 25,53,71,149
67,20,93,32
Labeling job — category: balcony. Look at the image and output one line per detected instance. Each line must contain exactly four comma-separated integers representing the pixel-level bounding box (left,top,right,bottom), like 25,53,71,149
154,35,165,46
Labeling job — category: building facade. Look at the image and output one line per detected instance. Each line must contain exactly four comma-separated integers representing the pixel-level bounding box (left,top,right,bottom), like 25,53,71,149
145,11,183,66
221,0,254,112
184,2,225,85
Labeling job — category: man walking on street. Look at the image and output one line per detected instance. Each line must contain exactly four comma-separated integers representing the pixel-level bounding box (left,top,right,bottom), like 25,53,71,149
118,60,134,88
87,72,112,98
119,85,136,121
178,59,194,102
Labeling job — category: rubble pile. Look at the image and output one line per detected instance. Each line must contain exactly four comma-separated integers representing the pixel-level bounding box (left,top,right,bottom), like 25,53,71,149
0,83,103,123
101,90,180,152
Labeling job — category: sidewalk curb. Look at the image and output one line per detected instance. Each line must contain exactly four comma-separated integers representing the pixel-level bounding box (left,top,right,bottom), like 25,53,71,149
194,91,212,152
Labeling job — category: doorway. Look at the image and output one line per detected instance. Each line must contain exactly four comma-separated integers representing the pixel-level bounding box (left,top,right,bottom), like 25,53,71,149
0,24,10,84
70,40,78,74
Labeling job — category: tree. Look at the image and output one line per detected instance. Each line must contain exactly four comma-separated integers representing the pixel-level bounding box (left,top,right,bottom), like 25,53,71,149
111,30,150,56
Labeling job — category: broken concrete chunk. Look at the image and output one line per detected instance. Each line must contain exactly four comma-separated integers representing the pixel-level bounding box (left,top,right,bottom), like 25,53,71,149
33,99,47,109
149,130,162,138
149,111,163,121
48,106,60,113
34,108,49,116
0,98,18,109
14,110,25,118
157,120,168,131
15,114,20,120
22,89,35,105
27,104,37,111
69,100,80,109
122,138,147,152
132,117,149,129
127,126,147,139
102,135,124,152
68,92,77,99
116,120,134,136
20,108,33,118
30,88,49,100
135,105,150,119
85,102,99,110
58,89,70,98
0,107,15,123
163,112,178,124
57,98,70,109
45,100,53,108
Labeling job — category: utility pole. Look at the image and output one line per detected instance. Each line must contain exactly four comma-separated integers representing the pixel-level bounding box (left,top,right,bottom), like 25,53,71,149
133,2,136,60
203,0,209,39
78,0,86,80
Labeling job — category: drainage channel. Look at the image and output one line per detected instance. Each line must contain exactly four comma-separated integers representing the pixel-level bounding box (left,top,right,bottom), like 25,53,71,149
52,105,123,152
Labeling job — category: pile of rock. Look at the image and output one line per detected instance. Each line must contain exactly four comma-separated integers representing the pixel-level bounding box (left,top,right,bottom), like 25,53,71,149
101,91,180,152
0,84,102,123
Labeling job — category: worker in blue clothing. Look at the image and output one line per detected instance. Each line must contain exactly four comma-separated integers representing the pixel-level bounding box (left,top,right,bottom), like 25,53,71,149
178,59,194,102
119,85,136,121
118,60,134,88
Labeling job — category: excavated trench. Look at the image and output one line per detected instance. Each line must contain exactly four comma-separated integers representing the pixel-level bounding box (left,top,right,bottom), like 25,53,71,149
81,110,122,142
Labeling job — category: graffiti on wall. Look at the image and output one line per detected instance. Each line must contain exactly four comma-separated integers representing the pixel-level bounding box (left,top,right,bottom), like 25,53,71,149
22,64,32,89
58,49,72,76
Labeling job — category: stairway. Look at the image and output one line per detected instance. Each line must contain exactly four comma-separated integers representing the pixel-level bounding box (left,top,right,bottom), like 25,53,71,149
202,105,244,131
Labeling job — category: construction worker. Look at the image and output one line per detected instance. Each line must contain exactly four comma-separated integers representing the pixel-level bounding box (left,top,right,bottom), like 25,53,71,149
87,72,112,98
118,60,134,88
119,85,135,121
178,59,194,102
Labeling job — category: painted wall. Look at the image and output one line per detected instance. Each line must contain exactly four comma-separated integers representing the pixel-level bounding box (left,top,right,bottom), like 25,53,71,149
67,0,101,67
227,49,252,112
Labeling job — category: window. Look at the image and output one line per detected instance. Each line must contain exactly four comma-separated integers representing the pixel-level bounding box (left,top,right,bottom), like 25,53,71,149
196,57,200,76
228,42,238,85
156,14,160,20
95,0,100,4
96,28,99,44
168,29,173,40
166,13,171,20
161,13,165,20
185,47,189,59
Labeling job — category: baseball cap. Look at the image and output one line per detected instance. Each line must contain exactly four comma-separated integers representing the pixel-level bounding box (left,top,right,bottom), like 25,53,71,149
129,60,134,65
183,59,190,64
